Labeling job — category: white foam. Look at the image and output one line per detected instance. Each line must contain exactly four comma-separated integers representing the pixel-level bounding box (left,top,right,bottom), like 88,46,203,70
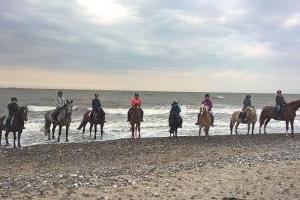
28,105,54,112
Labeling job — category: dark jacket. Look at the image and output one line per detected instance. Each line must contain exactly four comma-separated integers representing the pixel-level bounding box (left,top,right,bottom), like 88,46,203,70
243,97,251,108
276,95,286,106
7,102,19,115
170,104,181,114
92,99,101,111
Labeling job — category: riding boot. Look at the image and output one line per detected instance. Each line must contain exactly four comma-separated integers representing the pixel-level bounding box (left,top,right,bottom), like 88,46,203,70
195,113,200,125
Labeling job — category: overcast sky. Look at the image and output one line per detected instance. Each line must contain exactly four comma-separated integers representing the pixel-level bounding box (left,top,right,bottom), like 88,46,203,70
0,0,299,93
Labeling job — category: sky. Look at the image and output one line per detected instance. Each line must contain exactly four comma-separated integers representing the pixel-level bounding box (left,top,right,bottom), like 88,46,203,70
0,0,299,93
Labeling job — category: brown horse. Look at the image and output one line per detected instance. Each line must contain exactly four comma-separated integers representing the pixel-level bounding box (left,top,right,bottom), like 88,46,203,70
259,99,300,136
230,107,257,135
0,106,28,147
77,109,106,140
129,107,142,138
44,100,73,142
197,105,211,139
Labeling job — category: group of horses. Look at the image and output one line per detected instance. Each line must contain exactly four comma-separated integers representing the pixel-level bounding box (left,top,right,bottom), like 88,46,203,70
0,99,299,148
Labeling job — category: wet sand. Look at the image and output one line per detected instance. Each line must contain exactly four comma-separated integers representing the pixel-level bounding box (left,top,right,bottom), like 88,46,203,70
0,134,299,199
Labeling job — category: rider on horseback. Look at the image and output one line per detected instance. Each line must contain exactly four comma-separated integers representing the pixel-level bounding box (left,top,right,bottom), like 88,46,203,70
195,94,214,126
91,93,101,119
239,95,252,122
170,100,182,128
275,90,286,119
52,90,65,124
127,92,144,122
5,97,19,130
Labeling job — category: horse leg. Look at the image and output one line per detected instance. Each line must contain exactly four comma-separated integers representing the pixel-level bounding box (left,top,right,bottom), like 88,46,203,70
205,127,209,140
252,123,255,135
0,131,2,146
5,131,9,145
138,124,141,138
259,118,265,134
199,126,202,136
52,124,56,140
285,121,289,136
57,126,62,142
66,125,69,142
89,123,93,138
101,123,104,138
264,118,271,134
230,120,235,136
235,122,239,135
291,120,294,136
247,123,250,135
13,132,16,148
18,131,21,147
94,124,97,140
131,124,134,138
82,122,86,135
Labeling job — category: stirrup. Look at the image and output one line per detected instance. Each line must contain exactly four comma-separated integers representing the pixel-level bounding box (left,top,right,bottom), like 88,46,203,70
195,122,199,125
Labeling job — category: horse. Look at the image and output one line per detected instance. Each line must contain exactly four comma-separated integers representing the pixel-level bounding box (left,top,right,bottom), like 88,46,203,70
169,111,181,138
44,100,73,142
259,99,300,136
129,107,142,138
230,107,257,135
0,106,28,147
77,108,105,140
197,105,212,139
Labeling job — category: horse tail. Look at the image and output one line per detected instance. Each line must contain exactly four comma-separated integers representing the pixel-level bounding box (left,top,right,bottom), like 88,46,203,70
259,107,267,125
77,112,89,130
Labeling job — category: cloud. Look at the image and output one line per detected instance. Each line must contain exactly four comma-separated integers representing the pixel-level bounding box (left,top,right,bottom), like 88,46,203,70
0,0,299,92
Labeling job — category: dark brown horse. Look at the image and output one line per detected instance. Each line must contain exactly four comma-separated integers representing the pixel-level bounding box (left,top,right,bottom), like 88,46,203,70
0,106,28,147
259,99,300,136
129,107,142,138
169,111,181,138
44,100,73,142
77,109,105,140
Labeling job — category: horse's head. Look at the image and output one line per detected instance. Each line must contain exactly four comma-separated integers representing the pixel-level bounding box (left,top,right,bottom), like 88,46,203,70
245,107,256,119
19,106,28,121
200,104,208,115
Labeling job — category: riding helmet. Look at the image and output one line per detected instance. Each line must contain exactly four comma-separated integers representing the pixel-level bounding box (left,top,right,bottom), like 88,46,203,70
11,97,17,102
205,93,210,98
277,90,282,94
57,90,63,95
95,93,99,97
246,95,251,98
135,92,139,97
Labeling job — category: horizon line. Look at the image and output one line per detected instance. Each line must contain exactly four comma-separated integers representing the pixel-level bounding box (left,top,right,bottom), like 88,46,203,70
1,86,299,95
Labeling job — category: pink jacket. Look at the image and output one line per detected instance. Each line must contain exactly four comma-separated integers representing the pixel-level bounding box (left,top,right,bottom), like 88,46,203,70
131,98,142,107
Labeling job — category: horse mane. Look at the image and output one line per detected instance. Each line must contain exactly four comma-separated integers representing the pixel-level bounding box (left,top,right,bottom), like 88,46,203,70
286,99,300,111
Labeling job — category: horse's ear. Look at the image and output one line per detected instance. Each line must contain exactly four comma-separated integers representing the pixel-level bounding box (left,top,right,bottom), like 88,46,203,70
66,100,69,103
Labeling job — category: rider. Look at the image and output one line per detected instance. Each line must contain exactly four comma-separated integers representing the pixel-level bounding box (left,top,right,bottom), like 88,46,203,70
239,95,252,121
52,90,65,123
195,94,214,126
169,100,182,128
91,93,101,119
127,92,144,122
275,90,286,119
5,97,19,130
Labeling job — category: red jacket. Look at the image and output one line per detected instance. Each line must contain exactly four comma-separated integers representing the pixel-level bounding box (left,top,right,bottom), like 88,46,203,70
131,98,142,107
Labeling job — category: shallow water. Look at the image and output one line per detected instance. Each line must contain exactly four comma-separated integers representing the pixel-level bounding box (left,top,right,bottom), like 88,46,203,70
0,88,299,146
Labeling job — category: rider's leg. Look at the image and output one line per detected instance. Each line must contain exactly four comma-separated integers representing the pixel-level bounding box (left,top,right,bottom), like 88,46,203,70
211,113,214,126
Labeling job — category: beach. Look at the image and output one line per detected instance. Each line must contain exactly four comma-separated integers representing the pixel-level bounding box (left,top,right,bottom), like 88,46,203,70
1,134,299,200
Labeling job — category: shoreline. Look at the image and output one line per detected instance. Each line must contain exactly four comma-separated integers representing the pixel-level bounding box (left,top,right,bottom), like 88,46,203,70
0,133,299,199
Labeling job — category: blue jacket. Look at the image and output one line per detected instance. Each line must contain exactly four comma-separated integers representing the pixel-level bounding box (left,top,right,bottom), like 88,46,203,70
92,99,101,110
243,97,251,108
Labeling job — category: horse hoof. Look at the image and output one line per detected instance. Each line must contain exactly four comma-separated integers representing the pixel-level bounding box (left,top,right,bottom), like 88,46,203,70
66,139,69,142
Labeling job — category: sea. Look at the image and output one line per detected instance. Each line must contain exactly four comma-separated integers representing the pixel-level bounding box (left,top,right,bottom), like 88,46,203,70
0,88,299,147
